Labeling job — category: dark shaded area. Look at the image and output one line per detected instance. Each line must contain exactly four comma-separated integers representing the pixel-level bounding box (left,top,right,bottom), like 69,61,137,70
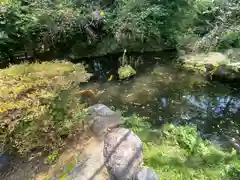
80,50,178,82
0,153,49,179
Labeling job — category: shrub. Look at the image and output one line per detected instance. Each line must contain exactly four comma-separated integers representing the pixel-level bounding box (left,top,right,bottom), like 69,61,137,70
0,61,92,155
1,0,240,64
124,115,240,179
217,27,240,51
0,0,206,62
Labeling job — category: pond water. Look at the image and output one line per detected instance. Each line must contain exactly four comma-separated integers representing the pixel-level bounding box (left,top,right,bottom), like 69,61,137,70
82,51,240,151
1,51,239,179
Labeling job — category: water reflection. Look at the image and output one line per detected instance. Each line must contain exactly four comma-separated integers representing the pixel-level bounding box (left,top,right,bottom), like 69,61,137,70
181,92,240,138
83,58,240,151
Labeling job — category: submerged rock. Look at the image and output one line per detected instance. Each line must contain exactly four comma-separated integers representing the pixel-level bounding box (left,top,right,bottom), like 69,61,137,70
103,127,143,180
135,167,158,180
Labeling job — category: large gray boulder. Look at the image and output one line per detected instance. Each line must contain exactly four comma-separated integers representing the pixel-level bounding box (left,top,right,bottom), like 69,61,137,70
103,128,143,180
86,104,158,180
134,167,158,180
87,104,123,136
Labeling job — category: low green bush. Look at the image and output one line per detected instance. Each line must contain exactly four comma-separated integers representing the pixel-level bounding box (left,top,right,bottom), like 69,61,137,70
0,61,91,155
124,114,240,179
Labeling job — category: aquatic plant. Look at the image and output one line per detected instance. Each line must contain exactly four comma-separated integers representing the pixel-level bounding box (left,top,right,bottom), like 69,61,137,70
118,65,136,80
118,49,137,80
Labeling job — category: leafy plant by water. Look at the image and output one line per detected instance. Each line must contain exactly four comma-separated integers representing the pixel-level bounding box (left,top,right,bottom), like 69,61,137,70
124,114,240,179
118,49,137,79
118,65,136,80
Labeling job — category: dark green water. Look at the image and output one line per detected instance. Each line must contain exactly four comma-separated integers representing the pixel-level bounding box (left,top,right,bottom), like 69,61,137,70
83,51,240,151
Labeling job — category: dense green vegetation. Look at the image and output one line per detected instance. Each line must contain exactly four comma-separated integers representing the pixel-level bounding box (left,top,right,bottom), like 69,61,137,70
1,0,239,63
125,115,240,179
0,61,91,155
0,0,240,179
30,113,240,179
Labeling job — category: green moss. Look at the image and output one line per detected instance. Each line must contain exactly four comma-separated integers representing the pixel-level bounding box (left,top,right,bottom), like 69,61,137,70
124,115,240,180
0,60,92,155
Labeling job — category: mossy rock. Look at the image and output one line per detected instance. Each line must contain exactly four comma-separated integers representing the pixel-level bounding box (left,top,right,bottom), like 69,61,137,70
181,52,229,73
181,52,240,79
118,65,136,80
0,61,92,155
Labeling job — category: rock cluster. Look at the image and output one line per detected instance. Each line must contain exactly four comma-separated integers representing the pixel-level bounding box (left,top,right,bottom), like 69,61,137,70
87,104,158,180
